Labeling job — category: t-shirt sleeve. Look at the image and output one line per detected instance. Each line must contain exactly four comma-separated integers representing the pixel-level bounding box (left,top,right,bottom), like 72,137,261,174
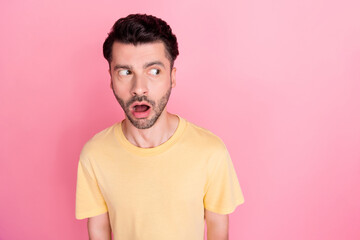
75,154,108,220
203,145,245,214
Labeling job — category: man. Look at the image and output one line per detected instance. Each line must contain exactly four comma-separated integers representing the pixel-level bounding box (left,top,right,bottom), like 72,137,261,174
76,14,244,240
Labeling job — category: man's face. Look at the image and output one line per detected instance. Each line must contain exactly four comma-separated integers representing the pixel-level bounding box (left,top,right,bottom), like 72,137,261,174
109,41,176,129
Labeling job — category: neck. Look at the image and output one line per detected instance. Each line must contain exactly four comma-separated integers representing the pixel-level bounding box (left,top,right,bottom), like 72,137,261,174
122,111,179,148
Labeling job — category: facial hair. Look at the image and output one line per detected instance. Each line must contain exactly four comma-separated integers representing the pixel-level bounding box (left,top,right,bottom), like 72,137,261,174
112,86,172,129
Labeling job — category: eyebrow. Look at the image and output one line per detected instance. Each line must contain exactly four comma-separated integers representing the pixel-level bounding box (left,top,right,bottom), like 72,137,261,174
113,61,165,71
113,64,132,71
143,61,165,69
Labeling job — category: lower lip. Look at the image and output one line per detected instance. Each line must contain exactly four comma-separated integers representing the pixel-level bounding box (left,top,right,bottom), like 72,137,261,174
131,107,151,119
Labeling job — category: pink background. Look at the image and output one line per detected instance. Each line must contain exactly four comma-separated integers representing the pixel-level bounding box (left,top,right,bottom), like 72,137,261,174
1,0,359,239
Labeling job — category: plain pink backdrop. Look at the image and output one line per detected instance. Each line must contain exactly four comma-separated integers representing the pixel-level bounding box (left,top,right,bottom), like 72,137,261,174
1,0,359,239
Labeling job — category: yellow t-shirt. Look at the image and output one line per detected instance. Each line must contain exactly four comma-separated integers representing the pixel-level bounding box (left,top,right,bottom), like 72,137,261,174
76,116,244,239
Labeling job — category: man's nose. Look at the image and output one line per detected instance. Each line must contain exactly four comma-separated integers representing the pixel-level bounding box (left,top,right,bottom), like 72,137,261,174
131,75,148,96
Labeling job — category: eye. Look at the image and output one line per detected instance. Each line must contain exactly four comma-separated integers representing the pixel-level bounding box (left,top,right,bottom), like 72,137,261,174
149,68,160,76
119,69,131,76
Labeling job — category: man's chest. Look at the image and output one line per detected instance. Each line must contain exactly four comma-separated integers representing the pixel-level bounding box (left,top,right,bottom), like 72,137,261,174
93,153,208,213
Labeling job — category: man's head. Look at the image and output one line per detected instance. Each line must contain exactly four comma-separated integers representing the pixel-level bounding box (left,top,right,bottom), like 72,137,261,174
104,14,179,129
103,14,179,70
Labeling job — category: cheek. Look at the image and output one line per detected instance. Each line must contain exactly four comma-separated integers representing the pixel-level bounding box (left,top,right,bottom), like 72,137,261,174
150,80,171,92
112,80,130,93
112,88,131,105
148,88,167,100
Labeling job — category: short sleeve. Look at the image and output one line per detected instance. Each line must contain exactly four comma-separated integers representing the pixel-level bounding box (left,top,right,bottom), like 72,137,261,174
203,146,245,214
75,157,108,219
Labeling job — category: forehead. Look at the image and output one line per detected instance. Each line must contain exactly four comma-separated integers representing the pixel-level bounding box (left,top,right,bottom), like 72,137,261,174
111,41,170,68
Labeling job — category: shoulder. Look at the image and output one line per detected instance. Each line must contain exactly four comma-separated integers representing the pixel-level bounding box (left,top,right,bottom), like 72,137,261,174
182,118,228,153
181,118,232,171
80,122,120,160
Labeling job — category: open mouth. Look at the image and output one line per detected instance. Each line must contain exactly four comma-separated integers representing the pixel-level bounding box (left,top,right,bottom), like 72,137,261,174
133,104,150,112
130,102,152,119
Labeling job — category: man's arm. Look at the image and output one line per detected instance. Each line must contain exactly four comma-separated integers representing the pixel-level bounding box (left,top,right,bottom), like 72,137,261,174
205,209,229,240
87,212,112,240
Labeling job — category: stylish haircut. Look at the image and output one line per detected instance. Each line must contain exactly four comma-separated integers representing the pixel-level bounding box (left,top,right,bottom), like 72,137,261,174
103,14,179,69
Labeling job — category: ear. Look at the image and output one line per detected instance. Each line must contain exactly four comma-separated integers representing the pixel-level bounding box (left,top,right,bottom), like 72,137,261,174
108,69,113,89
171,67,177,88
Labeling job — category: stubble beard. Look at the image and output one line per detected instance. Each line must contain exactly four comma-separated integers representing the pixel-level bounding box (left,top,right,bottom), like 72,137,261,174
112,87,172,129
